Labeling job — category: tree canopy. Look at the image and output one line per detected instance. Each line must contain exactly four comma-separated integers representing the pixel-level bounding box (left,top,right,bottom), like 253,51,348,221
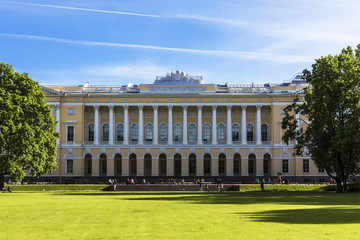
281,45,360,192
0,62,58,188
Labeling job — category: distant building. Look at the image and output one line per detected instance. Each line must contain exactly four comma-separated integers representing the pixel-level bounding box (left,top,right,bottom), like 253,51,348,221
40,70,328,183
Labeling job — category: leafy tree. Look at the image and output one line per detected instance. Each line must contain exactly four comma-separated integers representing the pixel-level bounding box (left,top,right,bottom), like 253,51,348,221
0,62,58,189
282,45,360,193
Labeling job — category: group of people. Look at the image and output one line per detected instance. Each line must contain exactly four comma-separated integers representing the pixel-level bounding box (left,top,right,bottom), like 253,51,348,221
125,178,147,185
1,186,12,193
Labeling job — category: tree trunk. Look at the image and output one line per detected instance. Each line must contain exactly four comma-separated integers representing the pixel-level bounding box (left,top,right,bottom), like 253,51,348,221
0,174,5,190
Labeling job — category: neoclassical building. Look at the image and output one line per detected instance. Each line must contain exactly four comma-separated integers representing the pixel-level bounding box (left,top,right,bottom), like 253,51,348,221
40,70,328,183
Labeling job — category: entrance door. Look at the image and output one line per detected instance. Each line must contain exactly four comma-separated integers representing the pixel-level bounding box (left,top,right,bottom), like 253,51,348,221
174,154,181,177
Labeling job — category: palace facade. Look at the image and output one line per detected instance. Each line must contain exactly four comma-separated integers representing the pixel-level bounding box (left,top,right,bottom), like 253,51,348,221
40,70,329,183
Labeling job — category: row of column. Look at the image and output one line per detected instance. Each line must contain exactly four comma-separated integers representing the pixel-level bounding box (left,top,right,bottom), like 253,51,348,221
91,105,264,146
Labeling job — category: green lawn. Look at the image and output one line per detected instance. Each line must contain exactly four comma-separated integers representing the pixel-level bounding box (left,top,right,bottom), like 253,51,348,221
0,191,359,239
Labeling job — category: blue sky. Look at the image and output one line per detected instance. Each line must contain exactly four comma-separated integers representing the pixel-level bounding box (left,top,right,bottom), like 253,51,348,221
0,0,359,86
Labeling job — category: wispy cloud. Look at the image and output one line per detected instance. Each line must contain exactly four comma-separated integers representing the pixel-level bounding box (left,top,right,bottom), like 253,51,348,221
0,33,315,63
85,62,169,83
4,1,160,18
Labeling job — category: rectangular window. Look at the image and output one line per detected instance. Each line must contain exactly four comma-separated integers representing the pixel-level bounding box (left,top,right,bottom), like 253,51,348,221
303,159,310,173
66,159,73,174
67,126,74,142
318,167,325,173
282,159,289,173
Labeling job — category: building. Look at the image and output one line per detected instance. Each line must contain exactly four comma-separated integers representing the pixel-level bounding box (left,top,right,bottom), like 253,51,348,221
40,70,329,183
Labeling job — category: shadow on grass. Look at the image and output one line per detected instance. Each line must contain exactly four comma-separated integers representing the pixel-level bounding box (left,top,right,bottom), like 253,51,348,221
56,192,360,206
240,208,360,224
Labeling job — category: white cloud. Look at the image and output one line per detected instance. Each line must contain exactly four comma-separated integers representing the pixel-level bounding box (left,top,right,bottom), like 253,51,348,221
84,63,169,83
4,1,160,18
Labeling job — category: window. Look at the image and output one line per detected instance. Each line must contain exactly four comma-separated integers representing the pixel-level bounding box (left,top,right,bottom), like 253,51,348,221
174,124,182,142
67,107,75,115
102,124,109,141
131,124,138,142
159,154,167,176
248,154,256,174
145,124,153,142
263,154,271,174
160,124,167,142
100,154,107,175
282,159,289,173
318,166,325,173
188,124,196,143
246,123,254,142
67,126,74,142
219,154,226,175
204,154,211,175
85,154,92,175
66,159,73,174
174,153,182,176
144,154,152,176
232,124,240,141
261,124,268,141
115,154,122,175
280,108,285,115
116,124,124,142
129,154,137,176
189,153,196,176
203,124,211,142
303,159,310,173
233,153,241,175
217,124,225,142
88,124,94,141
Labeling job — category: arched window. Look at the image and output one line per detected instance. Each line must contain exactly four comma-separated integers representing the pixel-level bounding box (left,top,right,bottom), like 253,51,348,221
233,153,241,176
116,124,124,142
88,124,94,141
174,153,182,176
219,153,226,175
114,153,122,175
131,124,138,142
261,124,268,142
188,124,196,143
217,124,225,142
102,124,109,141
189,153,196,176
174,124,182,142
204,153,211,175
247,123,254,142
100,153,107,176
129,153,137,176
203,124,211,143
144,154,152,176
248,153,256,175
159,153,167,176
160,124,167,142
145,124,153,142
232,124,240,142
263,153,271,175
85,153,92,176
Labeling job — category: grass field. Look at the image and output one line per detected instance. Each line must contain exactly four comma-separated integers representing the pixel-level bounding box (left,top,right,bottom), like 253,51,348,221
0,191,359,239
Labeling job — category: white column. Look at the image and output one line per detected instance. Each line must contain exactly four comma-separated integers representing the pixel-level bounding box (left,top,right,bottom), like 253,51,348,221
227,105,232,145
123,105,129,145
153,106,158,145
256,105,262,145
295,112,300,144
241,105,247,144
94,105,99,145
182,105,188,145
197,106,202,145
55,105,60,145
168,105,173,145
212,105,217,145
138,105,144,145
109,105,114,145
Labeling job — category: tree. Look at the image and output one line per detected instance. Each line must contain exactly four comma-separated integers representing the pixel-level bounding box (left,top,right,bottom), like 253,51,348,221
0,62,58,189
281,45,360,193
